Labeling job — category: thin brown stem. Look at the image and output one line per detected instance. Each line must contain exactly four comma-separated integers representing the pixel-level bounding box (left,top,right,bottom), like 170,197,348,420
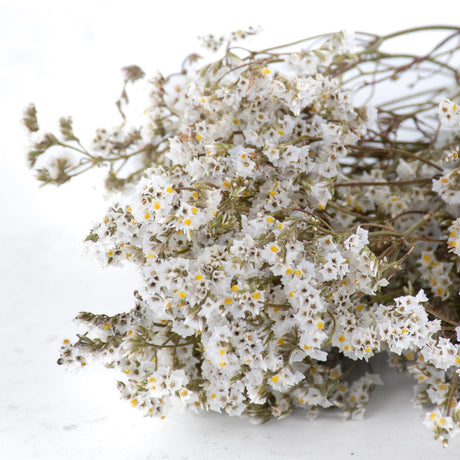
350,146,443,172
385,243,416,281
446,372,458,417
423,306,459,327
334,178,434,188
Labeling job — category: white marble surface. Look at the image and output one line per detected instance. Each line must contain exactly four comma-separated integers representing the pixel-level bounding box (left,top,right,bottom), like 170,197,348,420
2,1,460,458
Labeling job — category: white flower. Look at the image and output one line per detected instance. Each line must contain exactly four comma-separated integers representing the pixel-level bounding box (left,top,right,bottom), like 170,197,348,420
432,169,460,205
438,97,460,129
423,409,457,441
261,241,282,265
228,145,257,178
421,337,460,370
376,290,441,354
269,366,305,392
447,218,460,256
343,226,369,253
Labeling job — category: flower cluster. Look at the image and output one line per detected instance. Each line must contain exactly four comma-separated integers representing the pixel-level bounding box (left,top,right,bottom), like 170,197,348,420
25,26,460,445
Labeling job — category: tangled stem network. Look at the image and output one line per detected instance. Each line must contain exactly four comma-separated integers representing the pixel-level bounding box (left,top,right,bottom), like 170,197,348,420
24,25,460,445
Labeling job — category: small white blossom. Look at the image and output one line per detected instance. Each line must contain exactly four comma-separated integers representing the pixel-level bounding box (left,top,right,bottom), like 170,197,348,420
438,97,460,129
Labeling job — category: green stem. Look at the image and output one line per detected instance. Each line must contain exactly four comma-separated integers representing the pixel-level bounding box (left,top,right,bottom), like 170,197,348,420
145,339,200,348
334,177,434,188
350,145,443,172
249,32,335,56
385,243,416,281
402,202,444,239
368,231,404,239
377,86,447,108
264,303,291,310
327,202,374,221
380,25,460,42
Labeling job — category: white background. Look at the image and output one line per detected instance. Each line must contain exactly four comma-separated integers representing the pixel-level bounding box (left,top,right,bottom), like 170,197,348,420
2,1,460,458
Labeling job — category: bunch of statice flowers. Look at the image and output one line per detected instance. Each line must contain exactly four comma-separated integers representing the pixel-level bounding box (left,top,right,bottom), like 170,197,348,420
24,26,460,445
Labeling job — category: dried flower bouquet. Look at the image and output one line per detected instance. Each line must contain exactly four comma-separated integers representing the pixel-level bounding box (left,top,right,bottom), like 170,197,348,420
24,26,460,445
